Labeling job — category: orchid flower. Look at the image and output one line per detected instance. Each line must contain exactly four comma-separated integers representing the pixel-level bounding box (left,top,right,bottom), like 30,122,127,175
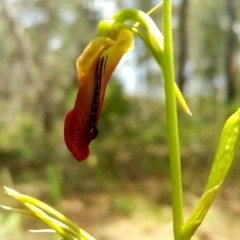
64,7,191,162
64,21,134,162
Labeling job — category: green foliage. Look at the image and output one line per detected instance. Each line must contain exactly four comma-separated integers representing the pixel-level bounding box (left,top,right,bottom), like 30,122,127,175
99,78,130,131
0,211,23,240
45,165,62,205
182,109,240,239
112,195,136,216
1,187,96,240
0,0,240,240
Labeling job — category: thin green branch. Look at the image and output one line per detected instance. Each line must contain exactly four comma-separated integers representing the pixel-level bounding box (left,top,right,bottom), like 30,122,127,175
162,0,184,239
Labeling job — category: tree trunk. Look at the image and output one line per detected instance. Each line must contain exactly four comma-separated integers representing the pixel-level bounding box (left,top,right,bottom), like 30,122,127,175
225,0,236,102
177,0,189,92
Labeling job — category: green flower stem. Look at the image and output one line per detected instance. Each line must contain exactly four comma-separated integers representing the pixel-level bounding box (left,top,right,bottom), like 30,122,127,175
113,4,184,239
110,10,191,115
113,9,164,52
108,22,162,65
162,1,183,239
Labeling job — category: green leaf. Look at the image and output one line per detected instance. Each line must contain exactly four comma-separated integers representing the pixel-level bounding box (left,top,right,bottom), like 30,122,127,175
3,187,96,240
205,108,240,191
182,108,240,239
181,183,221,239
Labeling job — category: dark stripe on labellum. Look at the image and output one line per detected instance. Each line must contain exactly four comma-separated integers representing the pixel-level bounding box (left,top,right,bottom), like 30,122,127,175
89,55,108,133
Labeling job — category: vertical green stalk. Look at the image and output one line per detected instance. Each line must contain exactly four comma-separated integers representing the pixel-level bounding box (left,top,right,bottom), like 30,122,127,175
162,0,183,239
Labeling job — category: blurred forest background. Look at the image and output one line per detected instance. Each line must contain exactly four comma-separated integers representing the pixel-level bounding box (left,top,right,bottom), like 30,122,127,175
0,0,240,239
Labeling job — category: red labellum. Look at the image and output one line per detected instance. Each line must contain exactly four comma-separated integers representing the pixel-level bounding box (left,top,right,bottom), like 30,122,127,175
64,27,134,162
